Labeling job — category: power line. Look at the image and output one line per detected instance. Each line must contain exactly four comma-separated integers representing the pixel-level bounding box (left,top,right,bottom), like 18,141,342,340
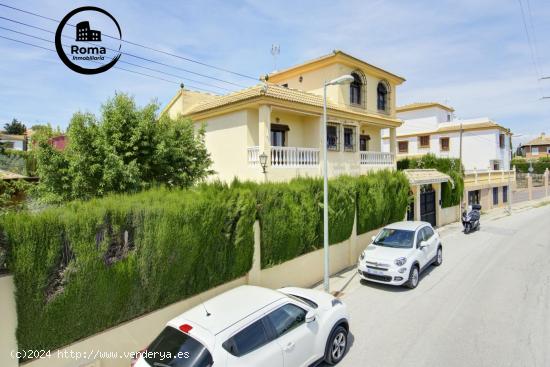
0,34,227,91
517,0,544,99
0,17,232,92
0,26,222,93
0,15,245,89
0,2,259,81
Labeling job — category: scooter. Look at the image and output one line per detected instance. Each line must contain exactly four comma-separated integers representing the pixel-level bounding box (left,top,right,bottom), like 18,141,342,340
462,204,481,234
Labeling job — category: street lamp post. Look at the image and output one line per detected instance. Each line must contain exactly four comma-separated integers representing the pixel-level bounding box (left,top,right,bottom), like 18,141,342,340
322,74,354,293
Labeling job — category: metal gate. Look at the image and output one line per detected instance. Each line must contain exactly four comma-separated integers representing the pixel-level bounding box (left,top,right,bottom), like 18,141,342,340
420,188,436,226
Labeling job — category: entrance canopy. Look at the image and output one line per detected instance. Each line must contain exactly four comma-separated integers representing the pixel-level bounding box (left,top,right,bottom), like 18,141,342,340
403,169,451,186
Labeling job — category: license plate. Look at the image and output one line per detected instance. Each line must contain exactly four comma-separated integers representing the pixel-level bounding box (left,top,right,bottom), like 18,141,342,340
366,268,385,276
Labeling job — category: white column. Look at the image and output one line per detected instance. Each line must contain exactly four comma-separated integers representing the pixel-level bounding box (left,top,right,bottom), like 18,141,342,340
389,127,397,169
258,105,271,173
414,186,421,221
545,168,549,197
435,183,442,227
248,221,262,286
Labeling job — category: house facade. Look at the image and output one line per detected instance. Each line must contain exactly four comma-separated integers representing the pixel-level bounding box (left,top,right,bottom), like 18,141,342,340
381,102,514,209
0,134,27,151
163,51,405,182
521,133,550,158
382,102,512,171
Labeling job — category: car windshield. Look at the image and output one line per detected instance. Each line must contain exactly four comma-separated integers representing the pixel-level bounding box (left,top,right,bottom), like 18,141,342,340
144,326,213,367
373,228,414,249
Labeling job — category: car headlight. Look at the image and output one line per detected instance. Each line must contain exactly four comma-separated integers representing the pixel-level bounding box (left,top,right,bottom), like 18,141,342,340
360,251,365,261
394,257,407,266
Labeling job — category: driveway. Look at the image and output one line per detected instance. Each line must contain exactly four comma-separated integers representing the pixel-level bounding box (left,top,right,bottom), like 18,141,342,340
323,203,550,367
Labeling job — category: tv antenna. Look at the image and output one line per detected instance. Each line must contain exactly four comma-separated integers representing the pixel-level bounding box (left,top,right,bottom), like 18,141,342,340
271,44,280,71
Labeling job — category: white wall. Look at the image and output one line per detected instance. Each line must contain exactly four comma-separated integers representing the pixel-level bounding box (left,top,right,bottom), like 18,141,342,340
0,139,24,151
383,108,512,171
0,275,18,367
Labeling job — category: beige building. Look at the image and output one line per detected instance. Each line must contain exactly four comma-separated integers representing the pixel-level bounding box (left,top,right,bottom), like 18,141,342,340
162,50,405,182
521,133,550,158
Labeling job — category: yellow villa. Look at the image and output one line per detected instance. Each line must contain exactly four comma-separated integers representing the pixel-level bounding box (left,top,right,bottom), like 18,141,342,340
162,50,405,182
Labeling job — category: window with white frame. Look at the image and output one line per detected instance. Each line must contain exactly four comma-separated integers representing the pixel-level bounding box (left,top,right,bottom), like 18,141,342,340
532,147,539,155
343,125,356,152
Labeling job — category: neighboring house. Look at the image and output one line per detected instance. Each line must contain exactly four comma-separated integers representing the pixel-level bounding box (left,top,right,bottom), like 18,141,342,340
521,133,550,158
382,102,512,171
49,135,68,151
382,102,514,209
163,50,405,182
0,134,27,151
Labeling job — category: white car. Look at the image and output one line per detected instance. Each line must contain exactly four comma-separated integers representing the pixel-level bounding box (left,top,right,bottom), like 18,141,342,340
357,221,442,289
133,285,350,367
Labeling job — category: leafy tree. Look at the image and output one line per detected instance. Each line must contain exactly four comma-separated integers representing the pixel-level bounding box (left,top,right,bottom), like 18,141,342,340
34,93,213,202
3,118,27,135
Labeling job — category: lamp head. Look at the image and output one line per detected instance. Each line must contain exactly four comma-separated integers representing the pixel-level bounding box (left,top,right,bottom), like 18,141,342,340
326,74,355,86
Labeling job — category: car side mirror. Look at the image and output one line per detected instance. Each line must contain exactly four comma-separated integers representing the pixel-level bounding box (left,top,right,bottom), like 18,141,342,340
305,310,317,323
420,241,428,249
371,235,376,242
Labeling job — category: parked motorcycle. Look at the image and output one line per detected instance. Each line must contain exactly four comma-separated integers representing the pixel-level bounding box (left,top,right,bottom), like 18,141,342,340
462,204,481,234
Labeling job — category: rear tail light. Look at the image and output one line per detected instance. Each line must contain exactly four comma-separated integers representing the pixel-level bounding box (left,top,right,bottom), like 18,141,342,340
179,324,193,333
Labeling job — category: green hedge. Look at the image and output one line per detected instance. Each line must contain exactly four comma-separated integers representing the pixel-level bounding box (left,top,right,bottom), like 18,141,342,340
398,154,464,208
243,172,408,268
356,170,410,234
511,157,550,174
0,187,255,353
251,176,356,268
2,170,410,354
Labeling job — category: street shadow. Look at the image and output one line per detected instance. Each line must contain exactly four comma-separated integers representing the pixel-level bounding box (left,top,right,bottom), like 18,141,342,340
317,331,355,366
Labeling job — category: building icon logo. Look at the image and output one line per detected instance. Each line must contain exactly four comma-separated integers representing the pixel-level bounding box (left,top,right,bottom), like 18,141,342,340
75,21,102,42
55,6,122,75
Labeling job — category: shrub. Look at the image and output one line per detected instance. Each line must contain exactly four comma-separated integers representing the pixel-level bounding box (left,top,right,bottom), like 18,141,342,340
356,170,410,234
399,154,464,208
1,187,255,354
511,157,550,174
252,176,356,268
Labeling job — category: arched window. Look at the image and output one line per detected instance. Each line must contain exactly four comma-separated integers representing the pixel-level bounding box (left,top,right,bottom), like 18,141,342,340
377,82,388,111
350,73,362,105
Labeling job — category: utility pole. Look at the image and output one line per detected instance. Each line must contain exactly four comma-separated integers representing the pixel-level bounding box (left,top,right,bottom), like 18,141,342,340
458,121,464,210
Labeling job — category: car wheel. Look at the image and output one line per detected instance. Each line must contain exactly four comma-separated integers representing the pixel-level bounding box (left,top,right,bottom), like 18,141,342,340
406,265,419,289
434,247,443,266
324,326,347,365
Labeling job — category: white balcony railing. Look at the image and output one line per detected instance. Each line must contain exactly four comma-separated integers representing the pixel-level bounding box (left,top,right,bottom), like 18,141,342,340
248,146,260,166
360,151,394,166
271,146,320,167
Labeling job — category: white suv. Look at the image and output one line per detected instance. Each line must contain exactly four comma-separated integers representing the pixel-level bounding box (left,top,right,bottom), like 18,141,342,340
133,285,350,367
357,221,442,289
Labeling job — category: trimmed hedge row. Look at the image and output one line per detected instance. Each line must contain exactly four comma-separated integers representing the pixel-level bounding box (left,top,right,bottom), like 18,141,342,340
1,170,409,354
511,157,550,174
233,171,409,268
356,170,410,235
251,176,357,268
397,154,464,208
0,187,255,354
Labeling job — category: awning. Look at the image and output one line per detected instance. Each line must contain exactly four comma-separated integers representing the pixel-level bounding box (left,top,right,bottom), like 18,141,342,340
404,169,452,186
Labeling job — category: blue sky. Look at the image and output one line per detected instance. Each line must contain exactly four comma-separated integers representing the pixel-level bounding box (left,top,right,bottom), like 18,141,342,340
0,0,549,145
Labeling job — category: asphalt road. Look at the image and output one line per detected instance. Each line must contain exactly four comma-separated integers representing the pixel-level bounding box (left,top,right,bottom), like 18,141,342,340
330,203,550,367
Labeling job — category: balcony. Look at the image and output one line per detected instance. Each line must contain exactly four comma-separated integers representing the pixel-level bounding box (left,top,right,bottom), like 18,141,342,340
360,151,394,166
248,146,320,167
